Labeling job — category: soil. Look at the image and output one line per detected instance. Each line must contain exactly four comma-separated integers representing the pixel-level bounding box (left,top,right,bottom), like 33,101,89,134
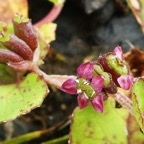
0,0,144,143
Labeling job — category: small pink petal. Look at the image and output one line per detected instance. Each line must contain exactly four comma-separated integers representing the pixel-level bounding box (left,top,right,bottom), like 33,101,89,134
92,95,104,113
117,75,134,90
61,79,77,94
91,76,104,92
113,46,124,61
77,62,94,79
77,93,89,109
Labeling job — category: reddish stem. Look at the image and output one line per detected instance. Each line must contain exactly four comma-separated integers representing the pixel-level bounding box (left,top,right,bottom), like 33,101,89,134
34,5,63,27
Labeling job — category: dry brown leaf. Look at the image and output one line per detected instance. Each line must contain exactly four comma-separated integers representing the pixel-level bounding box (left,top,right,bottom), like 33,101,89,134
125,48,144,77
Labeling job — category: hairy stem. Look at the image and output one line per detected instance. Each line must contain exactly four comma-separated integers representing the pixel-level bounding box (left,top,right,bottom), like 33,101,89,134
32,66,76,89
110,90,134,115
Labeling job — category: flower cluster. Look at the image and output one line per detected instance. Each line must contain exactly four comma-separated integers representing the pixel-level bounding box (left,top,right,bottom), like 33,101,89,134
61,46,134,112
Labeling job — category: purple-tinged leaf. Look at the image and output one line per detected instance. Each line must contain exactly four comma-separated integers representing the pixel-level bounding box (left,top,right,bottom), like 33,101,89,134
8,61,32,72
1,34,33,60
91,76,104,92
113,46,124,60
92,95,104,113
0,49,23,63
77,93,89,109
61,78,77,94
77,62,94,79
13,15,38,51
117,75,134,90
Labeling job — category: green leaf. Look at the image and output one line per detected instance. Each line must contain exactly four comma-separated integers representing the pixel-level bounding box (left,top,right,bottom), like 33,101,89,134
0,72,48,122
132,77,144,133
0,64,17,84
70,99,128,144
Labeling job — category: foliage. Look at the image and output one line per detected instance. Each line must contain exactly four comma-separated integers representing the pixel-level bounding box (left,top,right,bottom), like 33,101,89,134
132,78,144,133
70,99,128,144
0,73,48,122
0,1,144,144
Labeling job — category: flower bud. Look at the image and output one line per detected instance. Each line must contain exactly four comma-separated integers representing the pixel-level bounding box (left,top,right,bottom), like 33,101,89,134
98,53,129,86
12,15,38,51
93,62,104,75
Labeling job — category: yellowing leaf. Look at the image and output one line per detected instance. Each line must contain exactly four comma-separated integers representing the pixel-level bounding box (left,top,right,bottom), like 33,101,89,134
127,115,144,144
132,77,144,133
0,64,16,84
70,99,128,144
0,0,28,23
38,23,57,43
0,73,48,122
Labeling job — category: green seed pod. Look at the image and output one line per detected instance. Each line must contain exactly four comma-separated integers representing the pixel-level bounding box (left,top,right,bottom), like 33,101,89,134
12,15,38,51
77,78,96,99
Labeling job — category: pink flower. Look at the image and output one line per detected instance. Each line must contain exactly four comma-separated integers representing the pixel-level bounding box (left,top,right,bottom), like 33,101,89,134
117,75,134,90
61,46,133,113
61,62,94,94
91,76,104,92
92,94,104,113
113,46,124,61
61,78,77,94
61,62,105,112
77,62,94,79
76,76,104,112
77,93,89,109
